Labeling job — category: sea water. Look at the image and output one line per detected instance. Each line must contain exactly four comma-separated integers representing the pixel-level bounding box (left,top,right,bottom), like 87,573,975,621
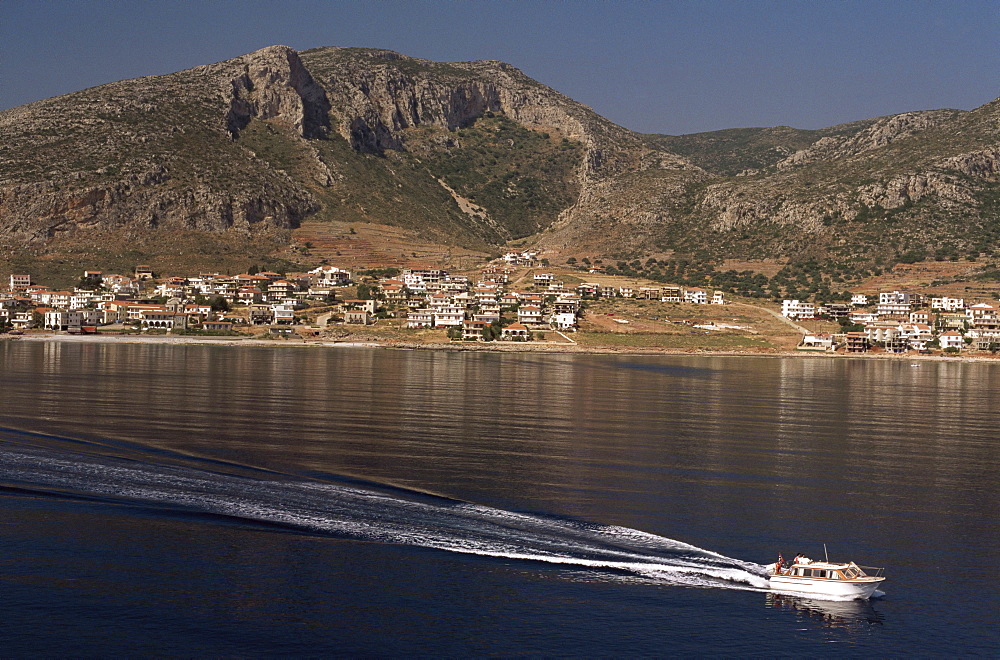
1,342,997,655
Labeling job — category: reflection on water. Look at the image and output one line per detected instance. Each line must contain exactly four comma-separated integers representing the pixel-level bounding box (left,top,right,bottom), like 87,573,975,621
765,592,884,629
2,341,1000,654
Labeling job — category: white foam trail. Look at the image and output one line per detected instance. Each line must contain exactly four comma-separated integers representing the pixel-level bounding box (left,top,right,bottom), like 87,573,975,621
0,445,771,592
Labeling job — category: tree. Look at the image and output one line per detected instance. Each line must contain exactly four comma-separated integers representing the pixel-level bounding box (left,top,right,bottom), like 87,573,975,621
76,275,103,291
210,296,230,312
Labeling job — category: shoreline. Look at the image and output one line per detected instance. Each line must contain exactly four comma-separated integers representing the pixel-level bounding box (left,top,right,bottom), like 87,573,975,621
5,332,998,362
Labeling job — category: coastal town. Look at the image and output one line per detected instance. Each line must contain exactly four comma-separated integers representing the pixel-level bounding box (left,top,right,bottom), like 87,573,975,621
4,248,1000,356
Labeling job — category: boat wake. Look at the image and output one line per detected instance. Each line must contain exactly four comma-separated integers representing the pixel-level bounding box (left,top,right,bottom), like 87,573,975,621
0,429,770,592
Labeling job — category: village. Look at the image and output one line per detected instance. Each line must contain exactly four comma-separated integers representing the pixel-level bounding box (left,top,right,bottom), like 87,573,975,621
0,249,734,342
3,247,1000,356
784,291,1000,353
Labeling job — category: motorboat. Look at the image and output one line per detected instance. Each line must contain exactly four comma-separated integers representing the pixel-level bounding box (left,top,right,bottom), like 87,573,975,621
768,559,885,600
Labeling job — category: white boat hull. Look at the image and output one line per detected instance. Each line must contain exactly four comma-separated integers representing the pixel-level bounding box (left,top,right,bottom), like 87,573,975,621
769,574,884,600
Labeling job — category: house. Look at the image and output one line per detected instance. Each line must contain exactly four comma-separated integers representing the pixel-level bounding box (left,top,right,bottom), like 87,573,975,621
967,303,997,324
202,321,234,332
426,292,450,309
407,310,434,328
271,303,295,324
500,293,520,309
618,286,634,298
876,302,911,319
931,297,965,311
237,287,263,305
462,319,488,341
973,330,1000,352
533,272,555,287
865,322,901,344
899,323,934,350
711,291,726,305
845,332,869,353
818,303,851,319
344,309,372,325
850,293,869,306
938,331,964,351
502,322,530,340
266,280,296,302
660,286,683,302
684,288,708,305
549,312,577,330
800,333,835,350
879,291,913,305
381,284,408,302
11,311,36,329
140,310,188,330
909,311,931,325
309,266,351,286
937,312,968,330
473,286,499,304
518,305,544,325
343,299,376,314
134,265,155,280
782,299,815,319
433,306,465,328
9,274,31,290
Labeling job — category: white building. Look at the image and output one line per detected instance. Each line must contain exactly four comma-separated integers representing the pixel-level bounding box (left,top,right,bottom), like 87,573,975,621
271,303,295,324
549,312,577,331
851,293,869,306
876,302,912,318
879,291,914,305
309,266,351,287
939,331,964,350
931,297,965,311
533,272,555,287
782,299,816,319
684,288,708,305
407,310,434,328
433,306,465,328
9,274,31,290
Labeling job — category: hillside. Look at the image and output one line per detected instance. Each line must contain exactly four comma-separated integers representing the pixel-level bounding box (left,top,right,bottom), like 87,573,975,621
1,44,998,287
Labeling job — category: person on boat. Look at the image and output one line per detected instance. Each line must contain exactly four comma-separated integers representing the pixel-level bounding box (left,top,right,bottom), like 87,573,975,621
775,553,785,574
796,554,813,565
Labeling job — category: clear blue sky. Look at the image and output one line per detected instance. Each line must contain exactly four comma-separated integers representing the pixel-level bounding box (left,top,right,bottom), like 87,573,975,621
2,0,997,135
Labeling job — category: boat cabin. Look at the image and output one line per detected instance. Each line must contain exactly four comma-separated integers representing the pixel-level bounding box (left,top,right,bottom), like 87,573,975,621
786,561,867,580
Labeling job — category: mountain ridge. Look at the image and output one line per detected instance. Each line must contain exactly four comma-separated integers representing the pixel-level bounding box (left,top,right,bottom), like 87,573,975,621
2,45,998,286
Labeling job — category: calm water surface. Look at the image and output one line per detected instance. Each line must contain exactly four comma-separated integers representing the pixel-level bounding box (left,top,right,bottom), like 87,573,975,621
1,341,998,655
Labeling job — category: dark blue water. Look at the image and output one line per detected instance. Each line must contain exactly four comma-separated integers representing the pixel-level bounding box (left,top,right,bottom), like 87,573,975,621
1,341,998,655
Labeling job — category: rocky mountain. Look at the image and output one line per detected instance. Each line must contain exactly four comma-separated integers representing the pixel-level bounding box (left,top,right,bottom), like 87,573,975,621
1,44,997,283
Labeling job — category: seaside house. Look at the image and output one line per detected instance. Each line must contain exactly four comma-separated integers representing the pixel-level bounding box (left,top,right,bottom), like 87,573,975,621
938,331,964,351
501,322,529,340
344,309,372,325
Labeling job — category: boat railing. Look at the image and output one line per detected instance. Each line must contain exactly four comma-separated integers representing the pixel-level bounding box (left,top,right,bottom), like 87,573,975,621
858,565,885,577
